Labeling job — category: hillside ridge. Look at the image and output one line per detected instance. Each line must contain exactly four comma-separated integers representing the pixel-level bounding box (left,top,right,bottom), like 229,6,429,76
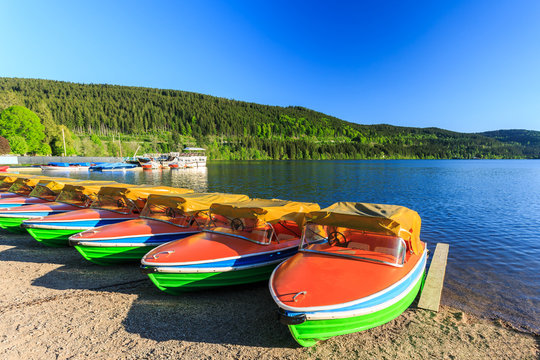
1,77,538,159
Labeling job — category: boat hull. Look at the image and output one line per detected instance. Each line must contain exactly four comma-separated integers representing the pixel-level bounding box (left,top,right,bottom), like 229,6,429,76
0,193,19,200
285,272,425,347
72,232,198,265
0,202,82,233
0,217,27,233
0,196,48,208
74,245,158,266
23,209,138,247
271,247,428,347
144,262,280,294
68,218,201,265
26,227,84,247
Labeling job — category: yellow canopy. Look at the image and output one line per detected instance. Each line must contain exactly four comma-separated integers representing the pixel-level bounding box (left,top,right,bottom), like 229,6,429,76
0,175,22,190
96,185,193,200
210,198,320,226
306,202,422,254
143,192,250,216
94,185,193,213
29,178,86,200
56,181,119,206
8,176,48,194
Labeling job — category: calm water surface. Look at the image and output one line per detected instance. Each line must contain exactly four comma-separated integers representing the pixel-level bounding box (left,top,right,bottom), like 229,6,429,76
50,160,540,333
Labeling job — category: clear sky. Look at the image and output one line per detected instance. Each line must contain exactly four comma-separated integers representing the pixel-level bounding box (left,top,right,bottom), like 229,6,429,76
1,0,539,133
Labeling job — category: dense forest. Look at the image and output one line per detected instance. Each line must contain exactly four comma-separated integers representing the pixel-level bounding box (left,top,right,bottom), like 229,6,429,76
1,77,539,159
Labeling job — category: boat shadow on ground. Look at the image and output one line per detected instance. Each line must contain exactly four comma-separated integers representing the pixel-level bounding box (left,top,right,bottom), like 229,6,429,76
34,262,297,347
0,231,87,265
2,231,297,348
20,241,297,348
121,281,298,348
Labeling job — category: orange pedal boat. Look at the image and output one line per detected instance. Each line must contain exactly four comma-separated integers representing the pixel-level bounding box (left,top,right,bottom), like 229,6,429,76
269,202,427,347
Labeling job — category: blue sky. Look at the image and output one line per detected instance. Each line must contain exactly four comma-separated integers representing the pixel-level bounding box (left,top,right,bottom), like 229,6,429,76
1,0,539,132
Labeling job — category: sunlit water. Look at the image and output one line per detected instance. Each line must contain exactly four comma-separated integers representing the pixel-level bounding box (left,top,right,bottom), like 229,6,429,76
43,160,540,333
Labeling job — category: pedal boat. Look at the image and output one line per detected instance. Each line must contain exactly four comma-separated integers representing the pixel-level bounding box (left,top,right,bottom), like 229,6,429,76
23,185,193,247
16,181,121,245
0,174,27,199
269,202,427,347
69,192,249,265
0,176,76,208
141,199,320,294
0,174,48,200
0,178,85,232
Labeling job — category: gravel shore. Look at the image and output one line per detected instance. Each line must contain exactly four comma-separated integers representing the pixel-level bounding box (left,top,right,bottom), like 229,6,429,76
1,232,538,359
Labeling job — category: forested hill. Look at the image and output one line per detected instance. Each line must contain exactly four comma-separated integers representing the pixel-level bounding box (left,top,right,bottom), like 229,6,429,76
1,77,538,159
480,130,540,158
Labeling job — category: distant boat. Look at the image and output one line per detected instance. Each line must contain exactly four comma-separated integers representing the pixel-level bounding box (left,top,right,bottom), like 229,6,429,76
41,162,90,171
90,162,137,171
140,160,162,170
0,166,9,172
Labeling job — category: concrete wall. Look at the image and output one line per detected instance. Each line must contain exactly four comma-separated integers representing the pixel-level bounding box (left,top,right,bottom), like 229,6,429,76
16,156,124,165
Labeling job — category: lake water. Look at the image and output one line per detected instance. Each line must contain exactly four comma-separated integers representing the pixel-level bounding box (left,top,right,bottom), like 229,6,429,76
45,159,540,334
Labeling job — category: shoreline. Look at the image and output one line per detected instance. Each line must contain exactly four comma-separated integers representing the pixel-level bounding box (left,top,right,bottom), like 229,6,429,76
1,232,538,359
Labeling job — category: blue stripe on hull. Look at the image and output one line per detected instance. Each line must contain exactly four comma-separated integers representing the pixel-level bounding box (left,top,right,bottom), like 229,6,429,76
0,203,24,208
156,247,298,270
81,231,196,246
24,218,130,228
0,211,65,218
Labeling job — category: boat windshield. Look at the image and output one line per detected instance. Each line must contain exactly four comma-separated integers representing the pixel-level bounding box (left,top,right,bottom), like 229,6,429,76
140,203,208,228
8,182,33,195
29,185,57,201
300,223,407,267
204,213,276,245
91,194,143,214
56,191,94,207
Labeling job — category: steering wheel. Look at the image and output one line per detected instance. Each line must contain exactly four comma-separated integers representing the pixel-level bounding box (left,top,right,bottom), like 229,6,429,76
230,218,244,231
166,207,175,218
327,231,348,247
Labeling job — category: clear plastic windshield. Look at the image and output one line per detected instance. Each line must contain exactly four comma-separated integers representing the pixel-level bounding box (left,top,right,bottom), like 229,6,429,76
140,203,208,228
0,182,13,191
29,185,58,201
56,191,94,207
204,213,276,245
8,182,33,195
91,195,143,214
300,223,407,267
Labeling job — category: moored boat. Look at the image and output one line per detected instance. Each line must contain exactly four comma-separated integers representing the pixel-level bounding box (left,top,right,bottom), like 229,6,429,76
140,160,162,170
0,166,9,172
140,198,320,294
23,185,193,247
0,174,37,199
269,202,427,347
90,162,137,171
0,176,52,205
15,181,119,245
41,162,91,171
69,192,249,265
0,178,83,232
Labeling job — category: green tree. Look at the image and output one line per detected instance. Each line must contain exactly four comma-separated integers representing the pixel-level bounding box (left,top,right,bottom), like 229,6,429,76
0,105,45,153
38,143,52,155
9,135,27,154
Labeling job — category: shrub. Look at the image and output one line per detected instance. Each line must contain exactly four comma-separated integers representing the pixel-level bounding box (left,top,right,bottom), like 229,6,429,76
9,135,28,155
0,136,10,155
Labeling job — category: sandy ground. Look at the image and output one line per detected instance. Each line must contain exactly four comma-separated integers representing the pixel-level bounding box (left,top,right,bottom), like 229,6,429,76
0,232,538,360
